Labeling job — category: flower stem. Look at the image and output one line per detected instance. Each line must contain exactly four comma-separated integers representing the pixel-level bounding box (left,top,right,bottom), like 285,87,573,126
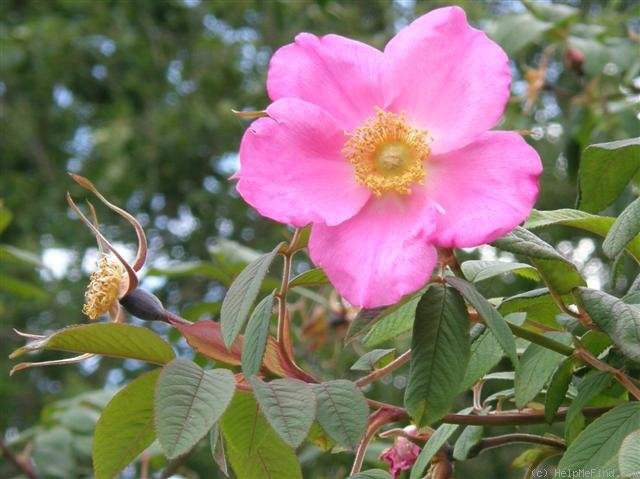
575,347,640,400
350,407,407,475
506,322,574,356
355,350,412,387
365,400,612,426
0,439,39,479
466,433,565,458
274,229,317,382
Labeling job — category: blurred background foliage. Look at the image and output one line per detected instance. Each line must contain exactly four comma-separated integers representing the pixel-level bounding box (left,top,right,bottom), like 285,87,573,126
1,0,638,478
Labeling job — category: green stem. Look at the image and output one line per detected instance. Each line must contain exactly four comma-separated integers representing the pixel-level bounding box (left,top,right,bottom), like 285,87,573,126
507,322,574,356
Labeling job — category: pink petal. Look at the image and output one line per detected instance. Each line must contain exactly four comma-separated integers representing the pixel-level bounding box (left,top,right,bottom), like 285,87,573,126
267,33,383,130
382,6,511,155
236,98,370,228
309,194,438,308
426,131,542,248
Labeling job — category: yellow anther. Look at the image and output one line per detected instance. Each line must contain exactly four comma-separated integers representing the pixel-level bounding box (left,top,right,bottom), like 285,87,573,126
82,255,123,320
342,109,430,196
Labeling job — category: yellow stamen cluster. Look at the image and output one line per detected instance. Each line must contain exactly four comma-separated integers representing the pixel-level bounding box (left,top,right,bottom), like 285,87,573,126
342,109,431,196
82,255,123,320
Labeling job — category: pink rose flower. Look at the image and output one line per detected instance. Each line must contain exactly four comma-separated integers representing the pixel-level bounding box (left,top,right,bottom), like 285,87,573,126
235,6,542,308
380,436,421,478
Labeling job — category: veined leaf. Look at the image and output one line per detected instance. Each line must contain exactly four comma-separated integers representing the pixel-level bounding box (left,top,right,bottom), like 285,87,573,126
515,333,571,408
312,380,368,450
349,470,393,479
410,407,473,479
93,369,160,479
525,208,640,262
360,294,420,347
577,138,640,213
558,403,640,473
404,285,469,426
460,327,504,392
618,430,640,477
221,243,282,348
603,197,640,261
220,392,301,479
493,227,585,294
155,359,235,459
241,293,275,378
350,348,395,372
250,377,315,448
574,288,640,363
461,260,539,283
288,268,328,288
564,371,612,442
446,277,518,367
453,425,484,460
10,323,174,366
347,291,421,343
545,356,576,423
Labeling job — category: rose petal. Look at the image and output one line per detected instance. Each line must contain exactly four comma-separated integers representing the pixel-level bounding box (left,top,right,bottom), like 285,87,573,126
236,98,370,228
267,32,383,130
309,194,437,308
426,131,542,247
382,6,511,155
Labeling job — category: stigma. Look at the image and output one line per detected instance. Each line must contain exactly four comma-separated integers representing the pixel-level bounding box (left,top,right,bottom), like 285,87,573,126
83,255,124,320
342,109,430,196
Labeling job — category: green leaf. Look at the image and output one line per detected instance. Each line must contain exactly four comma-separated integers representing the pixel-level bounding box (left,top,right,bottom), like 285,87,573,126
221,243,282,348
404,285,469,426
493,227,585,294
349,470,393,479
361,295,420,347
220,392,302,479
460,327,504,392
557,403,640,473
147,261,230,284
347,291,421,343
10,323,175,365
0,244,43,266
577,138,640,213
525,209,640,262
545,356,576,423
0,275,49,300
603,197,640,260
241,293,275,378
564,371,612,442
486,13,551,55
155,359,235,459
249,377,315,448
312,380,368,450
350,348,395,372
446,277,518,367
618,430,640,477
288,267,329,288
524,0,579,22
461,260,539,283
499,288,564,328
33,427,75,478
453,425,484,461
209,424,228,476
410,407,472,479
0,203,12,233
515,333,571,408
574,288,640,363
93,369,160,479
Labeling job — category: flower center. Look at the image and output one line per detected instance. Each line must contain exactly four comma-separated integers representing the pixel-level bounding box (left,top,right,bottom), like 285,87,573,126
83,255,123,320
342,109,430,196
